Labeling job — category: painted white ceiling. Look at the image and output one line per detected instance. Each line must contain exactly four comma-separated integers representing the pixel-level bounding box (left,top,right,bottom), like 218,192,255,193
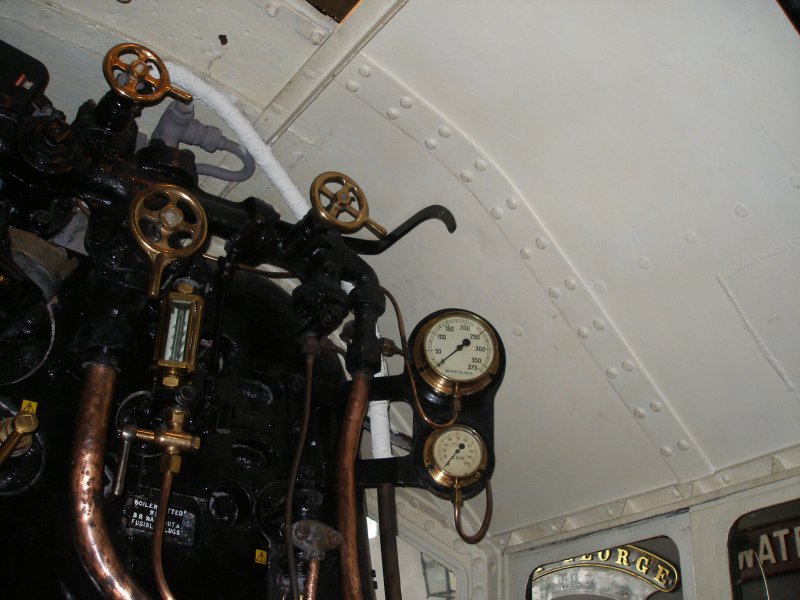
2,0,798,542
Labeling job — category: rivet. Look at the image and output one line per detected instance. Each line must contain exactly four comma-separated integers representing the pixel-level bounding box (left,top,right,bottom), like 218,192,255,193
425,520,436,532
473,557,485,569
548,286,561,299
735,203,749,217
535,236,548,250
721,473,731,484
685,231,698,244
548,308,558,319
266,2,280,17
490,207,504,219
677,439,690,451
424,138,438,150
506,197,519,209
671,489,681,499
649,400,663,413
593,319,606,331
438,126,452,138
594,281,606,293
605,367,619,379
512,326,524,337
790,174,800,189
460,170,474,182
564,278,577,290
399,95,413,109
345,80,359,92
577,327,590,339
310,29,325,45
660,446,673,457
358,64,372,77
621,360,635,372
386,108,399,120
454,539,466,552
409,497,419,508
633,407,646,419
520,247,533,259
396,502,406,514
638,257,651,270
475,159,488,171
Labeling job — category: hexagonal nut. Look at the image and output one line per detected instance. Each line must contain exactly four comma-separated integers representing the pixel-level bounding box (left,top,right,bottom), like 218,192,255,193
162,375,181,388
15,413,39,434
160,453,182,474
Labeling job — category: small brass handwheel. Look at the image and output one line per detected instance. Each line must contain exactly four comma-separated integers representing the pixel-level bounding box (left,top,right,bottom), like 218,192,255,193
129,184,208,297
310,172,387,238
103,43,192,104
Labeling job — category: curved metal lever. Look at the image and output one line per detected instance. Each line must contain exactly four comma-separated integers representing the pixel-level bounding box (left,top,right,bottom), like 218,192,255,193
342,205,457,255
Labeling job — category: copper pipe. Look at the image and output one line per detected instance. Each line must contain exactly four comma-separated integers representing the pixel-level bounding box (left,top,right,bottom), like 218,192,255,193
336,373,373,600
153,469,177,600
377,483,403,600
453,481,493,544
304,558,321,600
70,363,154,600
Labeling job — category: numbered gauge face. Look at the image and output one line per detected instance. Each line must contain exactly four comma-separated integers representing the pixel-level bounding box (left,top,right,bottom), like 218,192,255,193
413,311,500,396
423,425,488,488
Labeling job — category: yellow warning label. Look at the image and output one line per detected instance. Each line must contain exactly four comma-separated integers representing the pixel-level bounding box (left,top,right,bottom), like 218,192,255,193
20,400,38,414
255,549,267,565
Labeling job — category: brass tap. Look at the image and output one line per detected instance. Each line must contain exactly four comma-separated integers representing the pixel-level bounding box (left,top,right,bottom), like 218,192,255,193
112,407,200,496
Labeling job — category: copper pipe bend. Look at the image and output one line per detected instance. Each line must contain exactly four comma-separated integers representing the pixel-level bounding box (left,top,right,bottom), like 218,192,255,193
70,363,154,600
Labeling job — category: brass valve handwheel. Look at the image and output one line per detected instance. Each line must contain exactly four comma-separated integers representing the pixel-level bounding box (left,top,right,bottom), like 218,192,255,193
103,43,192,104
129,184,208,297
310,172,387,238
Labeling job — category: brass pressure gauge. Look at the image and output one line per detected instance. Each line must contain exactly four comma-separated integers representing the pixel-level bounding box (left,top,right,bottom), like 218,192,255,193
153,282,204,387
422,425,488,490
412,310,500,397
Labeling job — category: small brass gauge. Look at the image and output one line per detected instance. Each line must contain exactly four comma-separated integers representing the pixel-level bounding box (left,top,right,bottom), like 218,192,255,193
422,424,488,489
412,310,500,397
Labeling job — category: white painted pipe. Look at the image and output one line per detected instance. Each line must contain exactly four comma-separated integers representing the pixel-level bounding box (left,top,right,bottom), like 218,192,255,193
164,61,310,220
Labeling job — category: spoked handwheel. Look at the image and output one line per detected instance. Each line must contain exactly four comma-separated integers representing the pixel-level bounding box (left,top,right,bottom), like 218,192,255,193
310,172,387,238
128,184,208,297
103,43,191,104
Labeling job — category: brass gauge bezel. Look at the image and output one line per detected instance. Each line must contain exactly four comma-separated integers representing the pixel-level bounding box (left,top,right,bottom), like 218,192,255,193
412,310,500,397
422,425,489,489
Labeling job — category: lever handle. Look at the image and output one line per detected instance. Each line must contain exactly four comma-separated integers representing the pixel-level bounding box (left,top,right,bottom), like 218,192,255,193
112,425,139,497
0,412,38,468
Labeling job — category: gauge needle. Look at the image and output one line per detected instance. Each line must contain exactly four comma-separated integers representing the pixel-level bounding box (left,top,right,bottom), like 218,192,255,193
443,443,466,467
436,339,470,367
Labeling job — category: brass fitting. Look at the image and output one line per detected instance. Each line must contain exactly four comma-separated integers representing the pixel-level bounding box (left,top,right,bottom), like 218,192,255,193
112,407,201,495
0,412,39,468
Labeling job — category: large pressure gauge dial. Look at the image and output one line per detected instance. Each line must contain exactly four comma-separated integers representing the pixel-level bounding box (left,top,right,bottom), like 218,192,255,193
412,310,501,397
423,425,488,489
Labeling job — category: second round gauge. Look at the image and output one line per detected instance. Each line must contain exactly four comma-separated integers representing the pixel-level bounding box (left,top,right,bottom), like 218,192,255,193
423,425,488,488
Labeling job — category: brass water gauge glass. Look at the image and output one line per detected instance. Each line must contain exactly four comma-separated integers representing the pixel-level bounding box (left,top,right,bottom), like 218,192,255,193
154,282,204,387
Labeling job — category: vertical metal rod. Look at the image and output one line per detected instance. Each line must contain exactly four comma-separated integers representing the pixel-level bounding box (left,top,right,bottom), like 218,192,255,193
336,373,372,600
304,558,321,600
153,469,177,600
70,363,153,600
377,483,403,600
